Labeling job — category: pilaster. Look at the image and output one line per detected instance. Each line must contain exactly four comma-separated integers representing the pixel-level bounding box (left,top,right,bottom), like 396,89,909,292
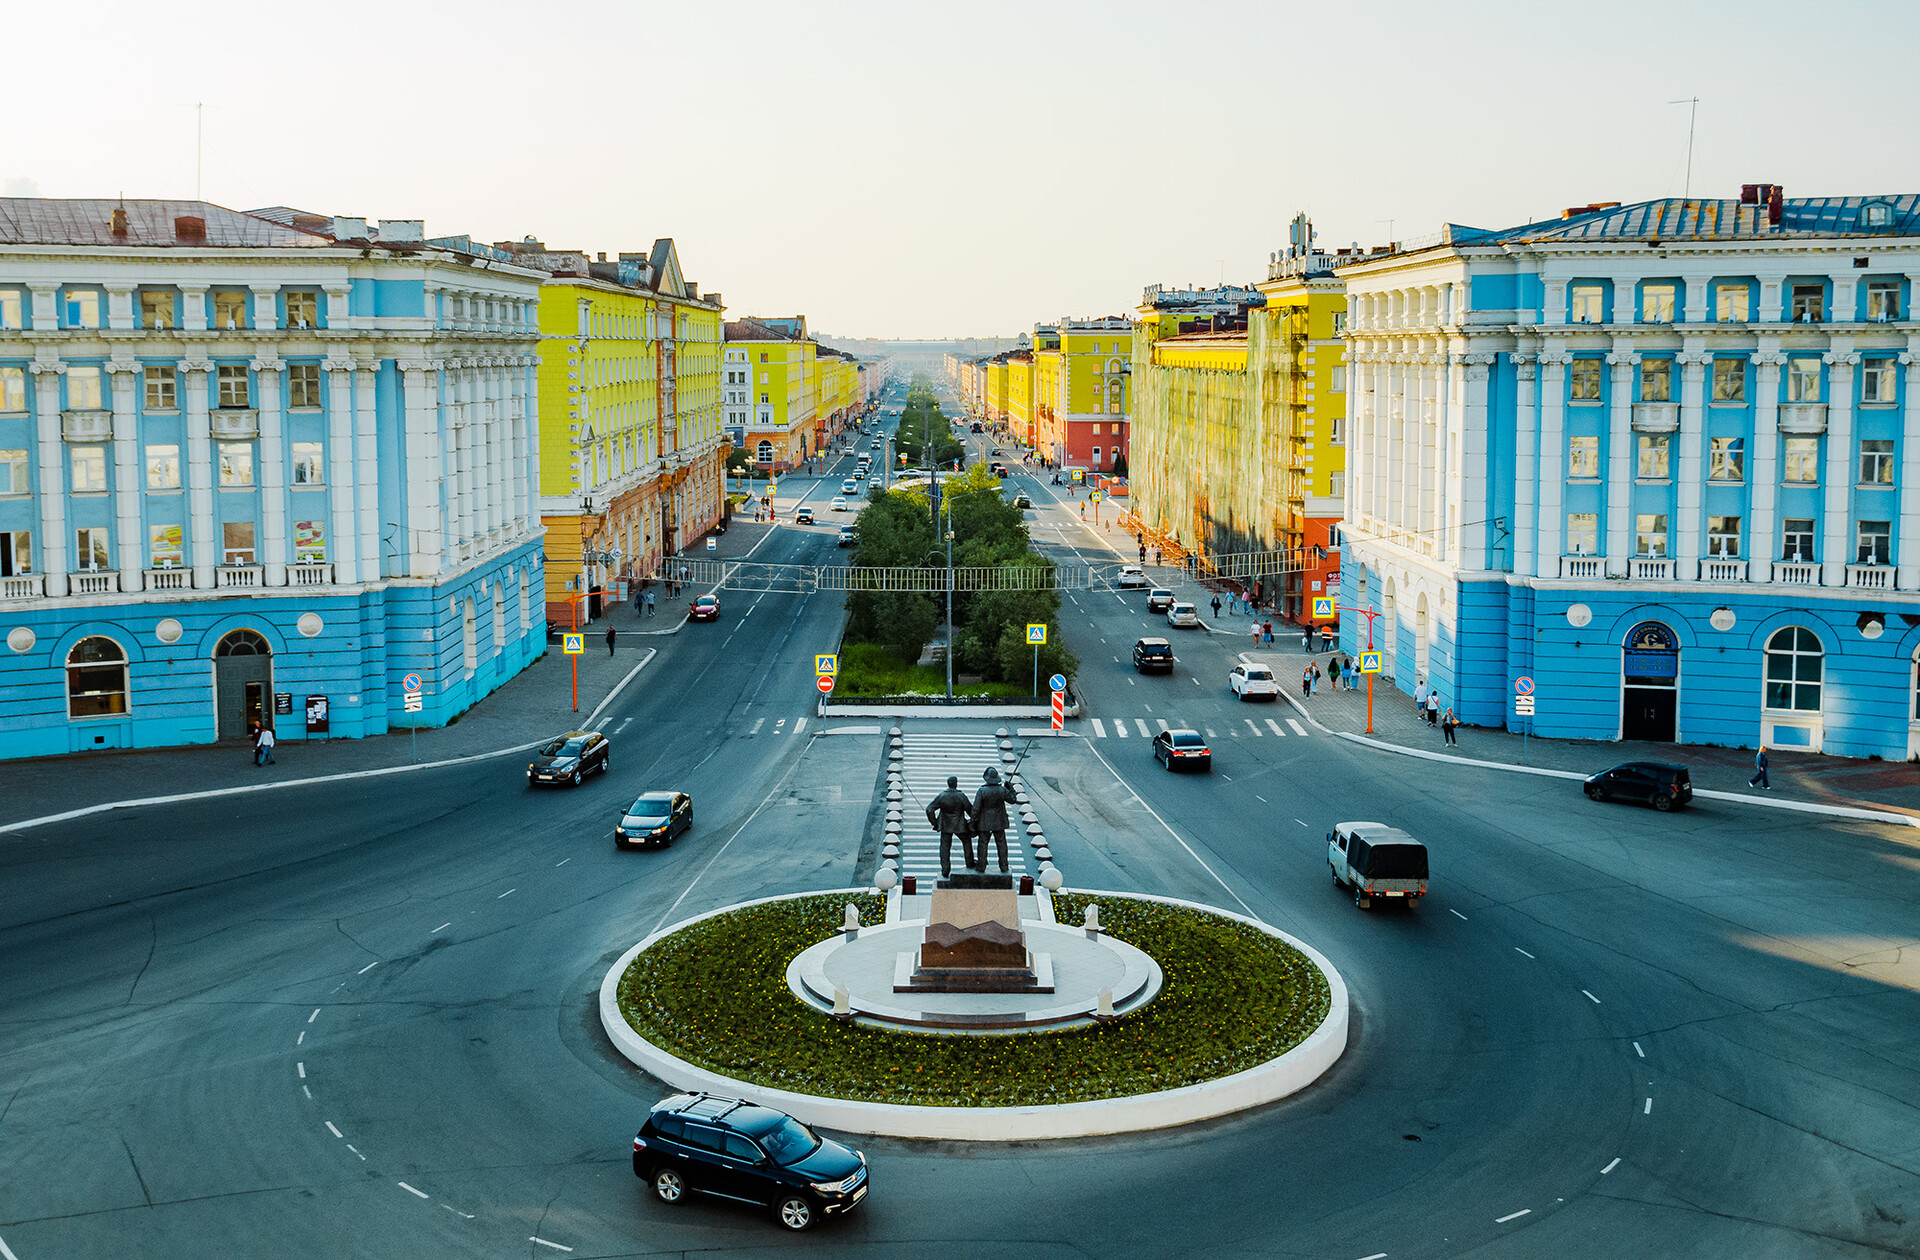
1749,350,1785,584
1512,355,1537,578
253,355,288,584
1673,349,1710,578
1820,351,1858,586
1604,349,1638,575
324,358,358,585
353,358,382,581
1899,353,1920,591
400,359,445,577
29,362,68,594
1537,352,1570,574
180,357,217,588
105,359,144,588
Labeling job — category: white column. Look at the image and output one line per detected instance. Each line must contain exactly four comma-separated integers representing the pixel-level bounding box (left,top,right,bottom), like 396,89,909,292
253,355,288,585
324,358,358,585
486,362,506,537
1537,352,1570,573
178,283,209,333
1750,351,1784,583
323,283,353,333
249,283,280,331
1899,353,1920,592
400,360,444,577
105,360,144,589
1513,355,1538,577
1673,349,1709,579
1457,353,1493,567
105,283,136,332
29,362,68,595
520,357,539,531
353,359,382,581
181,358,216,588
1682,275,1712,325
1757,274,1785,325
449,365,471,551
1832,275,1859,325
1820,352,1858,586
1604,349,1638,574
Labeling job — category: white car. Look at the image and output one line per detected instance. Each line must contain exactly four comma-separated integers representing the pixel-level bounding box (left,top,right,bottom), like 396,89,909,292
830,497,849,512
868,477,882,489
841,479,859,494
1117,565,1148,589
1166,602,1200,628
1230,663,1280,700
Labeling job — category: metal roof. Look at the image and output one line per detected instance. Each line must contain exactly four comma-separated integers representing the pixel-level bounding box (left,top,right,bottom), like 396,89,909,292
0,198,332,248
1484,195,1920,245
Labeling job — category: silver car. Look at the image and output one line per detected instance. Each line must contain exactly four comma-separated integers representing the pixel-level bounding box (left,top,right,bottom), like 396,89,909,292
1166,602,1200,628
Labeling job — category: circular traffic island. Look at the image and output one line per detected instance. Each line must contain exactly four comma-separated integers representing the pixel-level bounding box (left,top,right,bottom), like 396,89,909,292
601,890,1348,1139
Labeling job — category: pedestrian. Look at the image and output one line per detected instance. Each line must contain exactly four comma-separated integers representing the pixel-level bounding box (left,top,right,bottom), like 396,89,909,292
1345,658,1356,690
1263,618,1273,645
1748,745,1770,790
1442,707,1458,745
1426,690,1440,726
1138,543,1147,563
1250,618,1261,646
1210,594,1221,619
1301,626,1312,651
606,625,617,655
1309,661,1320,695
1415,676,1428,713
254,723,276,766
1300,665,1312,698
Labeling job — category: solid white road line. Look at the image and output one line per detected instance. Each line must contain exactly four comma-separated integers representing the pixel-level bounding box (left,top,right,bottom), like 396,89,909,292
398,1182,430,1200
1601,1158,1621,1174
648,751,814,936
1515,947,1535,958
1077,738,1259,919
1644,1097,1653,1114
530,1239,574,1253
357,961,379,974
1449,909,1468,920
1495,1208,1531,1223
795,717,807,734
0,1233,19,1260
1634,1041,1645,1057
326,1121,343,1138
1583,989,1602,1004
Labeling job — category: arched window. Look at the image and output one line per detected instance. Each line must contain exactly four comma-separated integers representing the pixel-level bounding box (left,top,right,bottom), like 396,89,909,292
67,636,128,717
492,584,506,657
215,628,271,656
756,440,773,464
518,571,530,637
1764,626,1823,711
462,597,478,674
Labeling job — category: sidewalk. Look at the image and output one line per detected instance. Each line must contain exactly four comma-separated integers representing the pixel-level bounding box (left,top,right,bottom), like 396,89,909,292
1244,643,1920,820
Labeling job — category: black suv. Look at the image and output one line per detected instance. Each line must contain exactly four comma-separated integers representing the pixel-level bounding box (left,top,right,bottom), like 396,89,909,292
1133,637,1175,673
634,1093,868,1232
527,730,609,787
1583,761,1693,811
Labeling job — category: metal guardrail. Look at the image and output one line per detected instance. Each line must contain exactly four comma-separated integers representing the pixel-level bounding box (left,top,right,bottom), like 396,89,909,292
645,548,1319,594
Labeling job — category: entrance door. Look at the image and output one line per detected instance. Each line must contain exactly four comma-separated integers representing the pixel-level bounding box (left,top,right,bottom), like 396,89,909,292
1621,620,1679,742
214,629,274,741
1623,688,1676,741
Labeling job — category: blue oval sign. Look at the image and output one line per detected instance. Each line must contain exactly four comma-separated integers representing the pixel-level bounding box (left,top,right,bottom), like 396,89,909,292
1049,674,1067,692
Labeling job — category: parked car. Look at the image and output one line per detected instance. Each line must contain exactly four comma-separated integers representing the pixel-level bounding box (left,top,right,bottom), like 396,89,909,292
794,507,815,525
837,525,855,546
617,791,692,849
635,1092,868,1232
1229,663,1280,700
1583,761,1694,811
1132,638,1175,673
528,729,609,787
1166,602,1200,628
1327,821,1429,909
690,594,720,621
1146,588,1175,613
1117,565,1148,589
1152,728,1211,772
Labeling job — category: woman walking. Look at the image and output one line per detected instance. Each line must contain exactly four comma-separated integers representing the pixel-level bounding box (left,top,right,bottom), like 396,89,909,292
1442,707,1458,746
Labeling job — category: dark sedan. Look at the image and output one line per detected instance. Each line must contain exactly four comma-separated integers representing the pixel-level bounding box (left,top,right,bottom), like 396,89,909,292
528,730,609,787
1584,761,1693,810
617,791,691,848
1152,728,1211,772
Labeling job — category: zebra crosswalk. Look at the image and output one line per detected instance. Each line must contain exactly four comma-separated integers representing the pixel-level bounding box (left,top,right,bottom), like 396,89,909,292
890,731,1029,883
1086,714,1310,739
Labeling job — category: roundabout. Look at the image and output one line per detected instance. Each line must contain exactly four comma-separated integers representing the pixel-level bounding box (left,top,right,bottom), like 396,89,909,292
599,886,1348,1140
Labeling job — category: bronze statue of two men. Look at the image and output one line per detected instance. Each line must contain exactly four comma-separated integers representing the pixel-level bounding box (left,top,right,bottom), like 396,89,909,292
924,766,1015,879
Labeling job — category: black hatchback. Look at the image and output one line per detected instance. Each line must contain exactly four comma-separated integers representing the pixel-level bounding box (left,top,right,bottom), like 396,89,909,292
635,1093,868,1232
528,730,609,787
1584,761,1693,811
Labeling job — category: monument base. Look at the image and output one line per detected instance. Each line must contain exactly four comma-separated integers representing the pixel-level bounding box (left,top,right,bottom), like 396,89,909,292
895,950,1055,994
937,871,1014,891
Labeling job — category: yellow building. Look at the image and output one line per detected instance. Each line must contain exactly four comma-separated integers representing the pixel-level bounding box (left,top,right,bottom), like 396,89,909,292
1031,318,1129,471
1005,351,1034,445
509,238,726,622
726,316,861,471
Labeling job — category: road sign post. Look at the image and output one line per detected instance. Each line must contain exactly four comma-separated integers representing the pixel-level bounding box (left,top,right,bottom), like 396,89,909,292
401,672,423,762
1051,689,1065,730
815,654,838,677
817,674,834,694
1515,678,1536,761
1027,623,1047,697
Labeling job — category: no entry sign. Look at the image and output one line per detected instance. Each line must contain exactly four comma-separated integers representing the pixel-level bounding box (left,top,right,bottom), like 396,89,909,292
817,674,835,694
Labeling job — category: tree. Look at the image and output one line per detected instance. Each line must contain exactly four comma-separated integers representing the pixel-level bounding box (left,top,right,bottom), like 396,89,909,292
1110,452,1128,478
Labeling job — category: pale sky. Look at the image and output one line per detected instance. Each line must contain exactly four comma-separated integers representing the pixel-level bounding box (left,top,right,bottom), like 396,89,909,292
8,0,1917,340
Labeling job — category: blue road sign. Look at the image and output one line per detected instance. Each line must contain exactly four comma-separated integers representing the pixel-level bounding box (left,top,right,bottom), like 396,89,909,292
1049,673,1067,692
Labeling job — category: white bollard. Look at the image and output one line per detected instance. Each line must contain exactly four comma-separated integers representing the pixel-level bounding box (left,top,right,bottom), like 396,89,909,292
844,903,861,934
833,985,852,1018
1084,904,1101,934
1096,986,1115,1020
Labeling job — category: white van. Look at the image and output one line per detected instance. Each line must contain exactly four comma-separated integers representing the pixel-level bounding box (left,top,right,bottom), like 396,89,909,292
1328,821,1428,910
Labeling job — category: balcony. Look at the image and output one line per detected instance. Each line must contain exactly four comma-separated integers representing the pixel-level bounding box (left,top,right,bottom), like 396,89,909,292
291,562,333,586
217,564,262,588
1701,559,1748,582
210,409,259,440
1777,403,1828,435
145,567,189,591
1629,557,1674,581
1630,403,1679,433
1,574,44,600
1560,555,1603,579
1772,561,1820,585
61,410,113,442
1847,563,1894,590
70,570,119,595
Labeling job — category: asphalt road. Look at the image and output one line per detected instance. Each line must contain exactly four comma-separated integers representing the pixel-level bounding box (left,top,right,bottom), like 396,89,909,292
2,384,1916,1258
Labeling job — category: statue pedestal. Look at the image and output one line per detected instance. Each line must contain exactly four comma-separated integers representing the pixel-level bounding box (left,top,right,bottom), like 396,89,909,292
894,887,1051,994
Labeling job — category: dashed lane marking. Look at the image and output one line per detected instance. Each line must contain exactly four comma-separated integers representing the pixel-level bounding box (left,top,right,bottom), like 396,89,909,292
1601,1158,1621,1174
530,1240,574,1253
1450,909,1468,920
308,1009,320,1023
1495,1209,1531,1223
357,961,379,974
1644,1097,1653,1114
443,1204,475,1219
297,1062,305,1078
346,1143,366,1161
555,858,570,867
296,1031,304,1045
1634,1041,1645,1057
497,888,516,899
432,922,451,932
326,1122,343,1138
1515,947,1534,958
1583,989,1602,1004
302,1085,311,1099
398,1182,430,1200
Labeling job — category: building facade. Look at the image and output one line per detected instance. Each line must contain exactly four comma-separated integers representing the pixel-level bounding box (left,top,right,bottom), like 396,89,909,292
727,317,817,471
0,199,546,757
1034,317,1131,471
1339,187,1920,759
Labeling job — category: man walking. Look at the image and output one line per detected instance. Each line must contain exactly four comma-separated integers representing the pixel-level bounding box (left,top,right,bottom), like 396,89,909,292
606,625,617,655
926,775,975,879
972,767,1013,874
1748,745,1770,789
645,590,656,617
254,723,275,766
1210,594,1221,620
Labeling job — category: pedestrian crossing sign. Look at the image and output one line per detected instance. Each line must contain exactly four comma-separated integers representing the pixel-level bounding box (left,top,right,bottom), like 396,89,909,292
816,654,838,677
1027,623,1047,645
563,634,584,655
1312,596,1335,620
1360,650,1382,674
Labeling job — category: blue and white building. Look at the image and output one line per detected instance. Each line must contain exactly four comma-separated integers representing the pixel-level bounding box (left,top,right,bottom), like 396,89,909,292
0,199,548,757
1338,186,1920,759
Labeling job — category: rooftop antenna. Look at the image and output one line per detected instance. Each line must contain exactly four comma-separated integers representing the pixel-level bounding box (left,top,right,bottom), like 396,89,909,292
1670,96,1699,199
195,101,204,201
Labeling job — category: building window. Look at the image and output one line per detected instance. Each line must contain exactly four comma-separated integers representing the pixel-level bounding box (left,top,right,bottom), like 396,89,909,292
66,636,128,717
144,365,177,410
1641,284,1676,323
1635,513,1669,556
1570,285,1604,323
286,363,322,409
0,367,23,412
294,520,326,562
1859,439,1896,485
286,291,319,329
218,443,254,487
0,448,26,494
68,366,104,410
213,290,248,330
1711,358,1746,403
1329,365,1346,392
291,441,324,485
0,529,29,575
1567,513,1598,555
1781,518,1816,561
1640,358,1672,402
70,445,107,493
75,526,109,571
148,523,183,568
1708,436,1744,481
0,291,20,329
1332,311,1348,333
1568,358,1602,402
1329,415,1344,444
756,440,773,464
65,289,101,328
1787,359,1822,402
1861,358,1897,403
217,366,251,409
1783,437,1820,482
1790,283,1825,324
1567,434,1600,478
1707,515,1742,557
1764,626,1823,711
140,290,175,330
1637,433,1671,480
1092,447,1102,466
1715,284,1750,322
1329,470,1345,498
1857,519,1892,565
222,520,256,565
146,444,180,489
1864,282,1901,322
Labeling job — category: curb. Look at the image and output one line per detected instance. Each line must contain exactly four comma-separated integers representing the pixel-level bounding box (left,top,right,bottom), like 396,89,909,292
598,888,1349,1141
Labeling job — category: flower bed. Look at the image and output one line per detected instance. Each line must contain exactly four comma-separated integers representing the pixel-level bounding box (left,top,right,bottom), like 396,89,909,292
616,891,1330,1108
